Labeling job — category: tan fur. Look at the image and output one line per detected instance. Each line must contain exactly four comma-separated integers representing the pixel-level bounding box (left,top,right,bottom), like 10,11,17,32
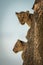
13,40,27,53
13,0,43,65
16,11,33,27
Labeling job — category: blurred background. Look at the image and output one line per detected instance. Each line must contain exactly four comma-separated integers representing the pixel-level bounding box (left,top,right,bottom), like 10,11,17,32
0,0,34,65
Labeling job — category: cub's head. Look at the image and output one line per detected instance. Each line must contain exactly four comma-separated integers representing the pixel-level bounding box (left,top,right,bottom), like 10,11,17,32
32,0,43,12
16,11,30,25
13,40,24,53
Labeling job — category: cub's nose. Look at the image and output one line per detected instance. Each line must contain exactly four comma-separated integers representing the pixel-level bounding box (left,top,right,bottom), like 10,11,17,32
13,48,18,53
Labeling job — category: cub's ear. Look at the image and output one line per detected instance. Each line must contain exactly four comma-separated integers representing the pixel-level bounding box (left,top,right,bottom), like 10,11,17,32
15,12,21,17
16,12,18,15
26,11,30,16
16,12,19,16
26,11,29,14
15,12,21,19
26,11,29,13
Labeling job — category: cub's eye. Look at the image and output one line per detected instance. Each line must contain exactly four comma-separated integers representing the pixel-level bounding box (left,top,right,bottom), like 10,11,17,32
23,17,24,18
15,45,17,47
